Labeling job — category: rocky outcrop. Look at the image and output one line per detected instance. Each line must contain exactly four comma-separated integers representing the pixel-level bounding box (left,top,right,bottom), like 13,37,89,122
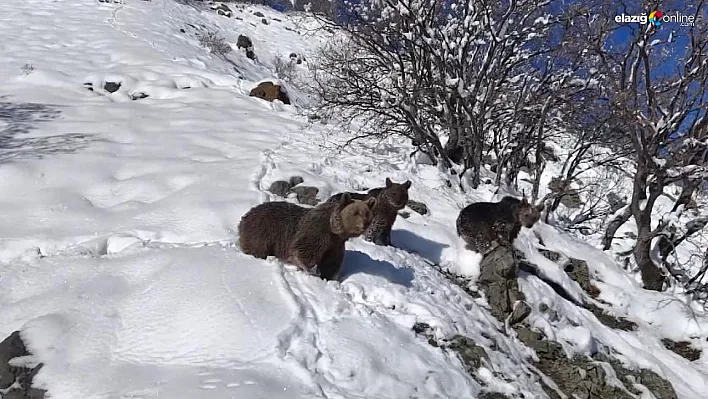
407,199,429,215
475,245,674,399
661,338,702,361
477,245,528,322
0,332,46,399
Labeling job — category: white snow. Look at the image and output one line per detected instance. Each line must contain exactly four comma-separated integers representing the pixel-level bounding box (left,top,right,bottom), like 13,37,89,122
1,1,708,399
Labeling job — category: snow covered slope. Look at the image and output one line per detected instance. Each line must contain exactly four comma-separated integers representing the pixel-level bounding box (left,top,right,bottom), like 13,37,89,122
0,0,707,398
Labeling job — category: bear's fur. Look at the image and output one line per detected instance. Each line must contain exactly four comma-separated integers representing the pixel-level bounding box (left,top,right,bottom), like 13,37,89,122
238,193,377,280
456,195,544,255
328,178,411,246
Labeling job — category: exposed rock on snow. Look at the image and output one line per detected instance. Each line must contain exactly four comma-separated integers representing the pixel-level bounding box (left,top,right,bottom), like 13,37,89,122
407,199,429,215
478,245,525,321
212,3,233,18
563,258,599,298
661,339,702,362
0,332,45,399
515,326,677,399
103,81,121,93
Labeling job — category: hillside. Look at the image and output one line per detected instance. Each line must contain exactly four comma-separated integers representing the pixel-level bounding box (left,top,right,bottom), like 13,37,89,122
0,1,707,398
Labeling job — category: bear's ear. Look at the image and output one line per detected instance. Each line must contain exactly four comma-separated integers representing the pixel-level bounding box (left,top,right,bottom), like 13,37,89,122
403,180,412,189
339,192,352,205
385,177,392,188
365,197,377,209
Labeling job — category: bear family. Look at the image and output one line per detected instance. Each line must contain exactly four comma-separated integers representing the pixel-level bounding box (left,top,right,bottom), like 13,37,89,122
328,178,411,246
238,193,377,280
456,195,544,255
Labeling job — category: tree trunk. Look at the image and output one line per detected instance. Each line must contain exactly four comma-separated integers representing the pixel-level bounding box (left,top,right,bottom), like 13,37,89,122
631,172,666,291
602,206,632,250
633,233,665,291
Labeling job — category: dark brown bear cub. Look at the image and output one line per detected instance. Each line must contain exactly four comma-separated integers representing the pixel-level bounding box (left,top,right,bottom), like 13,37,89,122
238,193,377,280
456,195,544,255
328,178,411,246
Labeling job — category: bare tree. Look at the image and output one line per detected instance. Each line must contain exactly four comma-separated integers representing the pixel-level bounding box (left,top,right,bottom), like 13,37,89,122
589,0,708,290
308,0,579,188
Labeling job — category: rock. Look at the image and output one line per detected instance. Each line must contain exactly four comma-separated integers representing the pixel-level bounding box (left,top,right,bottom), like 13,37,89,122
249,81,290,105
515,326,632,399
84,82,94,91
539,248,562,262
637,368,678,399
479,245,517,282
407,200,429,215
564,258,597,296
179,28,185,33
213,3,232,17
509,300,532,325
103,81,121,93
245,49,256,60
267,180,291,197
253,11,264,17
398,211,411,219
479,393,511,399
446,335,489,372
130,92,149,100
594,353,678,399
412,322,432,335
661,338,701,361
0,332,46,399
261,18,269,25
236,34,253,50
513,325,677,399
478,245,524,321
289,176,304,187
292,185,319,206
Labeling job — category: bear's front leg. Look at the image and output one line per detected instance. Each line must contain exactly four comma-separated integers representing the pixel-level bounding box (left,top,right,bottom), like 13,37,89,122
373,231,391,246
319,243,346,281
286,251,321,277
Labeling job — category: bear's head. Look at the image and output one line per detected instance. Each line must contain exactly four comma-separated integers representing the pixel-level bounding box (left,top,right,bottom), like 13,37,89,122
517,195,545,228
381,178,412,209
332,193,377,238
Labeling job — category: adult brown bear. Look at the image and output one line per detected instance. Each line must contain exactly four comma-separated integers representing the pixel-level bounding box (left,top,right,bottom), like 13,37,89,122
238,193,377,280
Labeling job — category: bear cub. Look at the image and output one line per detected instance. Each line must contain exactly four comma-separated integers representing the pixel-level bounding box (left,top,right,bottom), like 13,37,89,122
238,193,377,280
328,178,411,246
456,195,544,255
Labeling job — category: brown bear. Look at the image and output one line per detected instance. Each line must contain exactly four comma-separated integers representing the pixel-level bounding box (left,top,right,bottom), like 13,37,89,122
238,193,377,280
328,178,411,246
456,195,544,255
